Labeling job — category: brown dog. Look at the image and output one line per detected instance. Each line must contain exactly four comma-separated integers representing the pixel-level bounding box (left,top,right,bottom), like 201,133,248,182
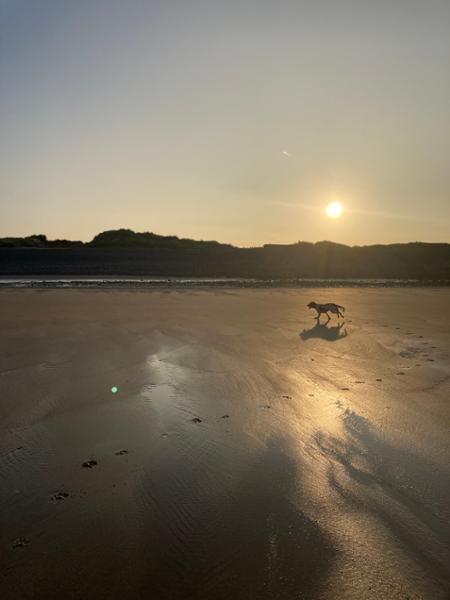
307,301,345,321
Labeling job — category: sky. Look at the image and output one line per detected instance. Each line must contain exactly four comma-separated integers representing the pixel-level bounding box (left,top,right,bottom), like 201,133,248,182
1,0,449,246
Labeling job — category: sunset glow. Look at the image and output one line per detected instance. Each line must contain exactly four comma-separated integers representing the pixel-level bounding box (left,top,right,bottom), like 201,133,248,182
326,201,343,219
0,2,449,245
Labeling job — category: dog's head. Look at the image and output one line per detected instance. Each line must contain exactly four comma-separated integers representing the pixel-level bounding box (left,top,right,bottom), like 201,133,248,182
307,301,316,309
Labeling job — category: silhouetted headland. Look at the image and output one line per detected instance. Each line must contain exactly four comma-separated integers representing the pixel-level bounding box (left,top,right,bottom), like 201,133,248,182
1,229,449,280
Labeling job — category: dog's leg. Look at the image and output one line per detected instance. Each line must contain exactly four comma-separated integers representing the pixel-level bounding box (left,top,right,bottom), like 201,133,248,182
325,312,331,323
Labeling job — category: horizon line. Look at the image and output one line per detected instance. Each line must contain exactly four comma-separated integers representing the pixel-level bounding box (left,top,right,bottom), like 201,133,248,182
1,229,449,250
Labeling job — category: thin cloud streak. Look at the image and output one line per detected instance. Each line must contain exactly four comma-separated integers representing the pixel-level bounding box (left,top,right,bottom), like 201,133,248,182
273,201,449,225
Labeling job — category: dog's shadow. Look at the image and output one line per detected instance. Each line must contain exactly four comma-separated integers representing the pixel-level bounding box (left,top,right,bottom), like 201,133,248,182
300,319,348,342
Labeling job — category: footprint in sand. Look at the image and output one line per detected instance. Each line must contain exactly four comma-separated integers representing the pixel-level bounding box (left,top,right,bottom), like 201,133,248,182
341,387,350,391
427,358,435,362
354,381,365,384
376,378,382,382
221,414,230,419
82,460,97,469
191,417,203,423
51,491,69,502
308,393,314,397
281,395,292,399
115,449,129,456
260,405,272,409
12,537,29,549
161,433,169,437
396,372,405,376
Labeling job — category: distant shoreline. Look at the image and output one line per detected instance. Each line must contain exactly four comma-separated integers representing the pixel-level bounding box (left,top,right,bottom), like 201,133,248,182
1,277,449,289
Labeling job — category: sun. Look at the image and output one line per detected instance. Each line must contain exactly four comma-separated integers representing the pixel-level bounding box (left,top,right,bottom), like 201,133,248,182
326,201,343,219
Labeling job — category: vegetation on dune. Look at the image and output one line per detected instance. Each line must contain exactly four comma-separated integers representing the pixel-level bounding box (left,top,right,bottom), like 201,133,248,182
0,234,83,248
89,229,232,249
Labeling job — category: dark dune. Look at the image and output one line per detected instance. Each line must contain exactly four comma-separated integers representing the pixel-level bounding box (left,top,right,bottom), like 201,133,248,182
1,229,450,279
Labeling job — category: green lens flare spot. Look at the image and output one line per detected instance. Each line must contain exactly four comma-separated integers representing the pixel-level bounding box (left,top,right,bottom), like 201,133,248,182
111,386,118,394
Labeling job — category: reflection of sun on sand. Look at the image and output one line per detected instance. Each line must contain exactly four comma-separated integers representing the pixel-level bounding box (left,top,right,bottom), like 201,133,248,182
0,288,449,600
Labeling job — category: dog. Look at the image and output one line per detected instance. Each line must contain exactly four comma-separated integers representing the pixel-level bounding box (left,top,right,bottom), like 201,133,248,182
307,301,345,321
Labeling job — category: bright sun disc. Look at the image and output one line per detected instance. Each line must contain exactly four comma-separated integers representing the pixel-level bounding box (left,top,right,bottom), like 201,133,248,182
326,201,343,218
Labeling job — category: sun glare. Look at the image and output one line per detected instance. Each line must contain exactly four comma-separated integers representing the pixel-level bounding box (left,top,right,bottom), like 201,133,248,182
326,201,343,219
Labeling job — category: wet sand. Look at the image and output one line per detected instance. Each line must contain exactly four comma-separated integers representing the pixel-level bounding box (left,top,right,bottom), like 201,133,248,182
1,288,449,599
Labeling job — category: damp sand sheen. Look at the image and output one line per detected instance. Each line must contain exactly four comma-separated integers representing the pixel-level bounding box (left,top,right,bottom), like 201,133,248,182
0,288,449,599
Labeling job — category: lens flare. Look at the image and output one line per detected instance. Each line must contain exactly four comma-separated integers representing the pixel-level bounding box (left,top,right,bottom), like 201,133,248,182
111,386,118,394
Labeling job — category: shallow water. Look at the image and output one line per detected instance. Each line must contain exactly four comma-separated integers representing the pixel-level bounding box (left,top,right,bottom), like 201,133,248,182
1,276,449,289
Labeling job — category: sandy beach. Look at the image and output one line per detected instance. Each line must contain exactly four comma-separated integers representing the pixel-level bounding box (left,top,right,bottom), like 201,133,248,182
1,288,449,600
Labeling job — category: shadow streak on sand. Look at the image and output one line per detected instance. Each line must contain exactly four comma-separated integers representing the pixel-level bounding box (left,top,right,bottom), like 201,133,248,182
140,436,335,600
315,411,450,596
300,320,348,342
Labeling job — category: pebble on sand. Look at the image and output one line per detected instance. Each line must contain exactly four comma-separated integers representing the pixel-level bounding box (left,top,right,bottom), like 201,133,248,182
82,460,98,469
12,537,29,549
51,491,69,502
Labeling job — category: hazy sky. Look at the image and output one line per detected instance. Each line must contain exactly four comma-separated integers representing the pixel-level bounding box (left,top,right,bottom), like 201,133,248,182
1,0,449,246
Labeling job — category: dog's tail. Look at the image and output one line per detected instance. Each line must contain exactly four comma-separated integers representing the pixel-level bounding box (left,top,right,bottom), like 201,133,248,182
337,304,345,311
